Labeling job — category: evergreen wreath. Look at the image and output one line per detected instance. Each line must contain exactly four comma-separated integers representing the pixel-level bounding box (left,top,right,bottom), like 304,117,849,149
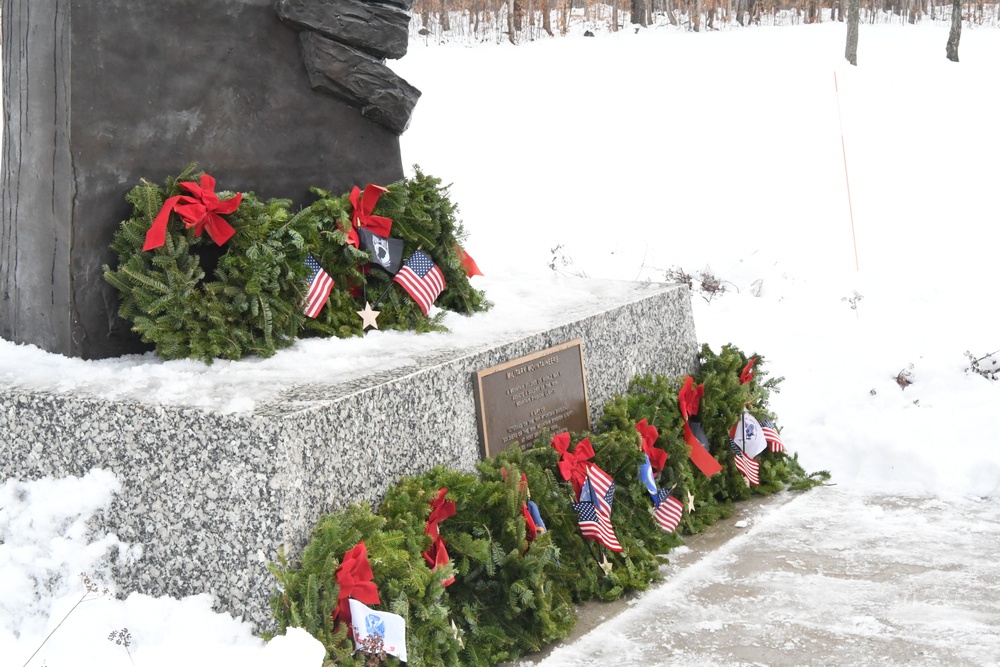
104,166,491,362
299,168,490,339
103,166,313,362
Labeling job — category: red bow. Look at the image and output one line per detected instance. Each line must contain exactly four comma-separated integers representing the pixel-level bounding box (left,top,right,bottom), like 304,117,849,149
334,541,380,628
143,174,241,251
740,357,758,385
346,184,393,249
551,432,595,497
678,376,705,422
635,419,667,472
455,244,483,278
422,488,456,586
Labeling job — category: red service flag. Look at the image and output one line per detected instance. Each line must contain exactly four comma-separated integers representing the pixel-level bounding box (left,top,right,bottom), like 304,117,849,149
455,244,483,278
683,421,723,477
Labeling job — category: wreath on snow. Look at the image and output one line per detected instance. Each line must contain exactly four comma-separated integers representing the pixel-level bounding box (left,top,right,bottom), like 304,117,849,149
103,166,490,362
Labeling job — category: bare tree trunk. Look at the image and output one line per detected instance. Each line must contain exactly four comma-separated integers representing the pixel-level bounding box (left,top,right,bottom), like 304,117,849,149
542,0,554,35
845,0,860,65
693,0,703,30
631,0,649,25
507,0,516,43
837,0,845,20
665,0,681,23
946,0,962,61
440,0,451,30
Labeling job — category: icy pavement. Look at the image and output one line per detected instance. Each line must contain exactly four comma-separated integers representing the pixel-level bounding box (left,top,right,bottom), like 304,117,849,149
522,486,1000,667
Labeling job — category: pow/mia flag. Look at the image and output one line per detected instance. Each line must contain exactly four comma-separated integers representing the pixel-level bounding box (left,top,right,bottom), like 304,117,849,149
358,227,404,276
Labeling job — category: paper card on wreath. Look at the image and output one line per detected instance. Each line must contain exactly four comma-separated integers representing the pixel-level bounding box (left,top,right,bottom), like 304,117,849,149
349,599,408,662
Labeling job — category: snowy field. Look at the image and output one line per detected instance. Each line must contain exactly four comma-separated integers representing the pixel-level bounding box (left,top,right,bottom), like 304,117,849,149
3,18,1000,666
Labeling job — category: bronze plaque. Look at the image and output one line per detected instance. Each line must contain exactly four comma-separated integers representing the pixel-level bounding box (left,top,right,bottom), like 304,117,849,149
474,340,590,458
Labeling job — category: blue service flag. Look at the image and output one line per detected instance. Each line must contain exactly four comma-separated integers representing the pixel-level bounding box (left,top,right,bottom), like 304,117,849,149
526,499,547,534
638,454,659,505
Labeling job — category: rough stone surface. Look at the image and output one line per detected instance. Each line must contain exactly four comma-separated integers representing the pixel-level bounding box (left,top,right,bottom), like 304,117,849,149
0,0,407,360
300,32,422,135
0,283,697,631
276,0,411,59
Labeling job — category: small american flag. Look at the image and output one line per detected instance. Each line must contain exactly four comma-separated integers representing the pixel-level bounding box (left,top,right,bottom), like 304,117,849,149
303,254,334,318
653,488,684,532
573,466,622,552
760,418,786,453
393,250,446,316
729,439,760,486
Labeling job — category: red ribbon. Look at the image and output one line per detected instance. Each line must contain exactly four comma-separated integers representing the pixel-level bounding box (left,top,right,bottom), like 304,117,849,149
334,541,380,629
677,377,722,478
143,174,241,251
740,357,758,385
635,419,667,472
455,244,483,278
551,432,595,497
678,376,705,422
347,184,393,249
422,488,457,586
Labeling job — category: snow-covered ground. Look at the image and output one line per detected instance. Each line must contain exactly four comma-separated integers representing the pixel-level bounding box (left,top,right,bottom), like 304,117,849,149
2,18,999,666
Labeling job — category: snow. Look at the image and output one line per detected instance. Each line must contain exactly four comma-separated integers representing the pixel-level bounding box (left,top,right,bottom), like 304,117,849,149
2,18,999,667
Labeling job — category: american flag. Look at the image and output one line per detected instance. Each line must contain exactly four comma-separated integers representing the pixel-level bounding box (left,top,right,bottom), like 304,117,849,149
572,466,622,552
303,254,334,318
729,439,760,486
653,488,684,533
393,250,446,316
760,418,786,453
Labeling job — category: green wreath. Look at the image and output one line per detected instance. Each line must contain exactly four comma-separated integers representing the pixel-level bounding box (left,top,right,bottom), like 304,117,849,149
103,166,315,362
299,167,491,338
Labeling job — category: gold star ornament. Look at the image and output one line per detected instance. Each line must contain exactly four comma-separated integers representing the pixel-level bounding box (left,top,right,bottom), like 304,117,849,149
357,302,380,330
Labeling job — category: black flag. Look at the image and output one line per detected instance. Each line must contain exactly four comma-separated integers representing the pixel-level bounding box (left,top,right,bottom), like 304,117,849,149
358,227,404,276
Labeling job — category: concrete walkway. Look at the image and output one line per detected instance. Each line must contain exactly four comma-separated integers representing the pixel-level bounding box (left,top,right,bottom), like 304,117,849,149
519,486,1000,667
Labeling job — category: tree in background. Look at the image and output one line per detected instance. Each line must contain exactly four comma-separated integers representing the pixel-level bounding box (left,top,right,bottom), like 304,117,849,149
845,0,860,65
631,0,649,26
946,0,963,61
407,0,993,46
